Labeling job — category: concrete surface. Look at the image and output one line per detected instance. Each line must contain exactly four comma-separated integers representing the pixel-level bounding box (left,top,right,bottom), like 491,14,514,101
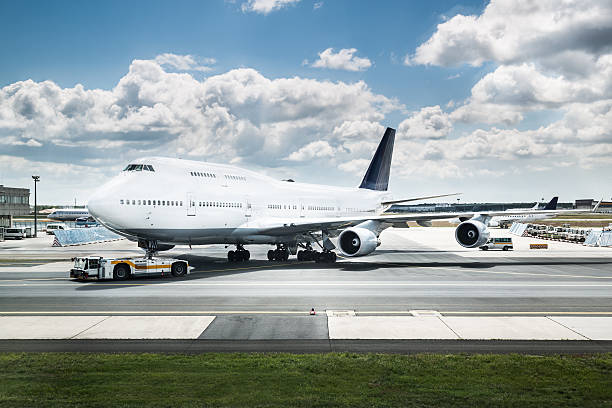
0,316,107,339
74,316,215,339
442,316,587,340
548,317,612,340
328,316,458,339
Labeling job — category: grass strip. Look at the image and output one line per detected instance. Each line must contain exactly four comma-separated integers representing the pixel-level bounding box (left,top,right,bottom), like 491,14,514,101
0,352,611,407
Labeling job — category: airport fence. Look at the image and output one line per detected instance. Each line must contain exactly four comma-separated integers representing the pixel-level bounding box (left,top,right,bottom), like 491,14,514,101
51,227,123,247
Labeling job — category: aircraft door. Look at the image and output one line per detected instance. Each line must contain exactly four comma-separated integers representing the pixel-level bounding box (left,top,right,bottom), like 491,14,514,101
187,192,196,216
244,197,252,218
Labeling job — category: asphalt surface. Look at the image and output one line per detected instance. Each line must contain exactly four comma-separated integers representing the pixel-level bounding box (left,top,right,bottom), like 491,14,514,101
1,229,612,353
1,231,611,316
1,339,612,354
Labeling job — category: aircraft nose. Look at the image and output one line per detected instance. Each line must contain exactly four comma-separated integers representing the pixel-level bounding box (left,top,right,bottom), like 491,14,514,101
87,176,124,228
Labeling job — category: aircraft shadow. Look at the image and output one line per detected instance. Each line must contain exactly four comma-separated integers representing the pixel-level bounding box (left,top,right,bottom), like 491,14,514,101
73,252,612,290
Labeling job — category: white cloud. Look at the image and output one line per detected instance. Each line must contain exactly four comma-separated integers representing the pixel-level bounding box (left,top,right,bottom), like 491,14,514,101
407,0,612,69
311,48,372,72
241,0,300,14
397,106,452,139
286,140,336,161
154,53,216,72
0,54,398,175
313,1,323,10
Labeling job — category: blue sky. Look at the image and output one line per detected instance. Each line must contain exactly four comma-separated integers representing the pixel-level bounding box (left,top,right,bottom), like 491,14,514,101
0,0,610,204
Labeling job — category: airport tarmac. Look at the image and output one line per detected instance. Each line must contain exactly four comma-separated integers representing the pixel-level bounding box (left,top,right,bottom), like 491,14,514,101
0,227,611,352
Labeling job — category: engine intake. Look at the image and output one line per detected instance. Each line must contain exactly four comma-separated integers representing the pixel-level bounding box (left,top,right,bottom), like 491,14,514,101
455,220,489,248
338,227,379,257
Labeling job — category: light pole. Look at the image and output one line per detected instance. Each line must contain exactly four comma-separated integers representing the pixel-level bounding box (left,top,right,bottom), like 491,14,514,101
32,176,39,238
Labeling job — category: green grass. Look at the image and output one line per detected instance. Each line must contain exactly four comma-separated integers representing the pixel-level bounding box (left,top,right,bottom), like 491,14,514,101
1,353,611,407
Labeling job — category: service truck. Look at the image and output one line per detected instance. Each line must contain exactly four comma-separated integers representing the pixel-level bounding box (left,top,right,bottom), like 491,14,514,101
70,256,189,280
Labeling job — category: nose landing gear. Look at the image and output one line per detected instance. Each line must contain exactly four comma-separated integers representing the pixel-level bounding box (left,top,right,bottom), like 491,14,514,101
228,244,250,262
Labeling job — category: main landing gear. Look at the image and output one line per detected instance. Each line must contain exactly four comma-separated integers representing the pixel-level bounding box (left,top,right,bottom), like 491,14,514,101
267,244,289,262
296,243,337,263
228,244,250,262
298,249,336,263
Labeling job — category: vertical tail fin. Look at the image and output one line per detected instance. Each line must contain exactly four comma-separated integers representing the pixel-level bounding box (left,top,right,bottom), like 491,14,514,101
543,196,558,210
359,127,395,191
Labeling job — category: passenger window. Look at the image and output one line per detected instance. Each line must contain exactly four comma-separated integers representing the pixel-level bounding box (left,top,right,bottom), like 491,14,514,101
120,200,124,204
132,200,135,205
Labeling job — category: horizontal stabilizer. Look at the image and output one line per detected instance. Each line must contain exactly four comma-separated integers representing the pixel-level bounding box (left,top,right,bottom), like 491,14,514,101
381,193,462,206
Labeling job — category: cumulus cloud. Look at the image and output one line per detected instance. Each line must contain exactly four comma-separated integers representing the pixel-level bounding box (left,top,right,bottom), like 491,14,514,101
154,53,216,72
406,0,612,130
407,0,612,69
311,48,372,72
286,140,336,161
397,106,452,139
241,0,300,14
0,54,398,177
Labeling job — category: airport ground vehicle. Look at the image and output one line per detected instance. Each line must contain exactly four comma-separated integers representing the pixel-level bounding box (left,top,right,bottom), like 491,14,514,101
70,256,189,280
46,223,67,234
4,227,27,240
479,237,513,251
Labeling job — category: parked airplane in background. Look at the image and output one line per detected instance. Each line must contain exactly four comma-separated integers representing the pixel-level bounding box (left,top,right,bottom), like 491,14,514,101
487,197,559,227
48,208,90,221
87,128,577,263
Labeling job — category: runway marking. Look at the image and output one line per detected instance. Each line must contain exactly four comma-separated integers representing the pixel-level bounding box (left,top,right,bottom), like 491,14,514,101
435,267,612,280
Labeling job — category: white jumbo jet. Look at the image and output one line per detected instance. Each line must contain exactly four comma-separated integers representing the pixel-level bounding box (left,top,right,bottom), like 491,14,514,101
487,197,559,227
87,128,575,263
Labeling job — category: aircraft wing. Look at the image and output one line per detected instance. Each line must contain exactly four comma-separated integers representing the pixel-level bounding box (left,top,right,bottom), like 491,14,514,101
253,208,586,236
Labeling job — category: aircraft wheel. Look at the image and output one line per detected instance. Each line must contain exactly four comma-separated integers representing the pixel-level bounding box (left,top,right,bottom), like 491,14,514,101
297,251,304,261
330,252,337,263
267,250,275,261
228,250,236,262
243,250,250,261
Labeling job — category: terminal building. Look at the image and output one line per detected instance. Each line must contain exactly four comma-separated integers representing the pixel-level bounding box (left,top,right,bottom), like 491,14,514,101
0,185,30,219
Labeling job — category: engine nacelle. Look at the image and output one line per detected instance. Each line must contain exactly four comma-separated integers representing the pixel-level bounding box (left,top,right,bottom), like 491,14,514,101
338,227,379,257
455,220,490,248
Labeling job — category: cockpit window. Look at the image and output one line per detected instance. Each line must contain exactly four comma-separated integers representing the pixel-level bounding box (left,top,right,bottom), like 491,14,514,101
123,164,155,172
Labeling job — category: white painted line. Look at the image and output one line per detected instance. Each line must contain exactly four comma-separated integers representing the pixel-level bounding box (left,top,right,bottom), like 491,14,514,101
74,316,216,339
409,310,441,317
548,317,612,340
441,317,588,340
326,310,355,317
0,316,108,339
328,316,459,340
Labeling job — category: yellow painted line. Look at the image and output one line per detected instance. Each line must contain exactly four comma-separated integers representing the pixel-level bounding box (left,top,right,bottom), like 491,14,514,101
439,311,612,315
0,311,611,316
0,311,310,315
1,282,612,287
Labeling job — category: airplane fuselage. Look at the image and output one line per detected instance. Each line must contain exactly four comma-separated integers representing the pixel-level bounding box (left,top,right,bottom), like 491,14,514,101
88,157,390,245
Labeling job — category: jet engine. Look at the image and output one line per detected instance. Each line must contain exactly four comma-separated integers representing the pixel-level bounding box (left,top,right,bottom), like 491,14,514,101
338,227,380,257
455,220,489,248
